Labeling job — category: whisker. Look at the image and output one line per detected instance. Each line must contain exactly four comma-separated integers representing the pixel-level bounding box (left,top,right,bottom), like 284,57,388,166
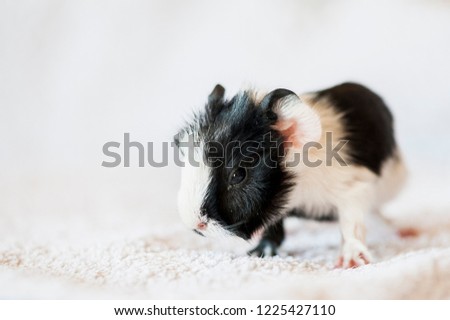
224,220,246,230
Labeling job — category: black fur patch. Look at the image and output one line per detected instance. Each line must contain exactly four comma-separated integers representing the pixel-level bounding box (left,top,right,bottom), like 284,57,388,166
314,82,396,175
287,208,337,222
179,90,295,240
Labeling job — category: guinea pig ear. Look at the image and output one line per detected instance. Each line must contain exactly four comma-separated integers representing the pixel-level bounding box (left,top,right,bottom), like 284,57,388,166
206,84,226,120
261,89,322,149
208,84,225,104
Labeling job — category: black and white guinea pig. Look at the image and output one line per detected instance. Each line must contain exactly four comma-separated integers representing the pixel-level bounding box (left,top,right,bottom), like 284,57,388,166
174,82,407,268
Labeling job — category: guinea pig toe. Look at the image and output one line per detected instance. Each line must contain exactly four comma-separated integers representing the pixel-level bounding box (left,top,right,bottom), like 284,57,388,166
247,240,278,258
397,227,420,238
336,239,372,269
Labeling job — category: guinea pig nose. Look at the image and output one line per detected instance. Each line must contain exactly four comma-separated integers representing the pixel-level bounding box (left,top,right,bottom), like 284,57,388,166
197,222,207,230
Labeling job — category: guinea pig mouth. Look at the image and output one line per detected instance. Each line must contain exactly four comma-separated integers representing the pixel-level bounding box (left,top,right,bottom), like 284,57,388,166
192,229,205,237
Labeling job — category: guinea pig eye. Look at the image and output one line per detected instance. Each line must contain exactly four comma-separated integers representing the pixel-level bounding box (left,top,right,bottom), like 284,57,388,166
229,167,247,186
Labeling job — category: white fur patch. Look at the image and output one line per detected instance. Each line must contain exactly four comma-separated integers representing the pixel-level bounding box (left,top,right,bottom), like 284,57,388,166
280,94,407,267
282,97,354,218
177,132,211,229
274,95,322,147
176,131,235,238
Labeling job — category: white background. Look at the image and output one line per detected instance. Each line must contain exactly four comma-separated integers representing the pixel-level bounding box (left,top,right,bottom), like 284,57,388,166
1,0,450,298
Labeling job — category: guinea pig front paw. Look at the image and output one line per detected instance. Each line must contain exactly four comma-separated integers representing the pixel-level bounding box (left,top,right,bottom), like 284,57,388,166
336,239,372,269
247,239,278,258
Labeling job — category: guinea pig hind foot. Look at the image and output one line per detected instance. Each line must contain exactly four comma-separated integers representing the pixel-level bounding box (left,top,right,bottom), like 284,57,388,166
247,239,279,258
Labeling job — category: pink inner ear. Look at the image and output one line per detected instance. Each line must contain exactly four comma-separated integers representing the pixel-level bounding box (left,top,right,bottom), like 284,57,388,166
274,119,302,149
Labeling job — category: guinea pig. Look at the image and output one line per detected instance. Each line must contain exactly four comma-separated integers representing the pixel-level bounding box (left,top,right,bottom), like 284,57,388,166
174,82,407,268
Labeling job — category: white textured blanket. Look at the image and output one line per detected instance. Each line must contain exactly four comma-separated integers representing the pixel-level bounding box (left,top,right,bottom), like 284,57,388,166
1,170,449,299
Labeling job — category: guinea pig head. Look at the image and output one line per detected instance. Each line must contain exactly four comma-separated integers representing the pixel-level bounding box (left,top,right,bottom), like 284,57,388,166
174,84,321,239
